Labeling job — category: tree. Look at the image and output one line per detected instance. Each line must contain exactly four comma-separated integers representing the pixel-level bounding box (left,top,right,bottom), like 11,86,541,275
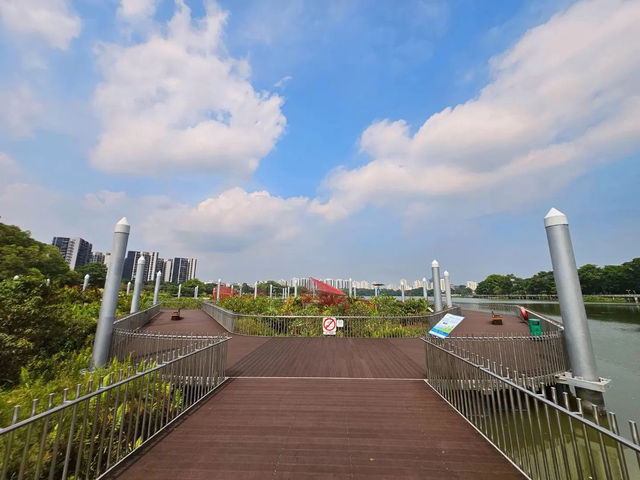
0,223,70,282
76,262,108,288
526,271,555,295
0,274,94,386
578,264,603,294
476,274,517,295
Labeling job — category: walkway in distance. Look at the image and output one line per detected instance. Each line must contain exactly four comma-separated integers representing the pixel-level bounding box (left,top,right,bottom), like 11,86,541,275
111,309,524,479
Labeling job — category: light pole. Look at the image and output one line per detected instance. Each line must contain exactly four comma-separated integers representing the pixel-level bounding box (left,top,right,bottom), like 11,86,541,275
91,217,129,369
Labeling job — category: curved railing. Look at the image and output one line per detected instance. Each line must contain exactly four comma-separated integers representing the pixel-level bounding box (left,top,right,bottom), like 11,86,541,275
201,301,462,337
0,304,229,480
423,336,640,480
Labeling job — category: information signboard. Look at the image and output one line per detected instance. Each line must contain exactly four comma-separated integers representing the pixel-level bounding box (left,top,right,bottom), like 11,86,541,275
428,313,465,339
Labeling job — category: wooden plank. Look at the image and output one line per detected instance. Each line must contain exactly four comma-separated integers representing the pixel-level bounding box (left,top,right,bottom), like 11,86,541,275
112,378,523,479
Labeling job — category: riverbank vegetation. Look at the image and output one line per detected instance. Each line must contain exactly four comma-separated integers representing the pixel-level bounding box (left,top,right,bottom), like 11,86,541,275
476,258,640,296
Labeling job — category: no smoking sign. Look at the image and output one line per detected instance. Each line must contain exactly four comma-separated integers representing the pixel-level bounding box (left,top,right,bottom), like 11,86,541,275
323,316,337,335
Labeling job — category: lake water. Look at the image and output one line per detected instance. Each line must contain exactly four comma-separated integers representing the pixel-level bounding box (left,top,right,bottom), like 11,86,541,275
453,297,640,430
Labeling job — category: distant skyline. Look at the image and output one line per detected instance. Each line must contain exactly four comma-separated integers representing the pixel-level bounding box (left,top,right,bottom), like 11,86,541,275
1,0,639,284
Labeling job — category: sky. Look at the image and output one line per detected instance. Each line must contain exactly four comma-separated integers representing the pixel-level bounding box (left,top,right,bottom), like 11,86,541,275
0,0,639,285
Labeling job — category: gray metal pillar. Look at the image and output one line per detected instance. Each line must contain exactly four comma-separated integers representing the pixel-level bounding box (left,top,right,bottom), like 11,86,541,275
126,281,131,296
545,208,604,406
217,278,221,302
194,285,199,298
294,280,298,298
431,260,443,311
130,256,145,314
444,270,452,308
353,285,357,297
82,274,90,292
153,270,161,304
422,277,427,300
254,281,258,299
269,284,273,298
349,278,353,297
401,282,405,302
239,284,243,295
91,217,130,369
177,283,181,298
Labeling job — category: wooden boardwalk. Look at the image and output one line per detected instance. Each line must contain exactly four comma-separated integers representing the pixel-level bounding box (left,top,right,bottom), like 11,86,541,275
111,309,524,479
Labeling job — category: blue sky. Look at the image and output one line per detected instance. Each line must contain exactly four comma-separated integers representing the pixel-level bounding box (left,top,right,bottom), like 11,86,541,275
0,0,639,285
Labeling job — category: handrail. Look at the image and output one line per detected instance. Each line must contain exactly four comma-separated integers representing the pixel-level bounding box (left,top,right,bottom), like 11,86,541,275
0,337,228,480
201,301,462,337
422,336,640,479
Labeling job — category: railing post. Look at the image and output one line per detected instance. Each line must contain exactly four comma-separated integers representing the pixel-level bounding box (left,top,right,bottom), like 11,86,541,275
153,270,161,304
130,256,145,314
432,260,443,311
92,217,130,369
545,207,604,408
444,270,453,308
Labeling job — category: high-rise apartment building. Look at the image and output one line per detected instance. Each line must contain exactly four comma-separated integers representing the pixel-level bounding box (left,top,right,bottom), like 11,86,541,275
52,237,93,270
187,258,197,280
122,251,159,281
91,251,105,264
170,258,189,283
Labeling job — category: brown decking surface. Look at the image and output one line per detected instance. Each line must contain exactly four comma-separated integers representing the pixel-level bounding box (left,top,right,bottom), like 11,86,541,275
452,309,529,336
114,378,522,480
111,309,523,479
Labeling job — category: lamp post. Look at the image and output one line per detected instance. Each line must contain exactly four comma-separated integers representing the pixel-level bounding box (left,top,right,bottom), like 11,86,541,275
91,217,130,369
130,256,145,314
431,260,443,311
545,208,605,407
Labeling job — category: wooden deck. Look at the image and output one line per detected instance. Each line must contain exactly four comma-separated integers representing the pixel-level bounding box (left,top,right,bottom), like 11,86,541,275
111,309,524,479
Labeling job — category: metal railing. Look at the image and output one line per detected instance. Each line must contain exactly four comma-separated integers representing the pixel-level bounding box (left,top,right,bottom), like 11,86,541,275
430,332,567,387
0,337,228,480
202,302,462,338
112,304,161,331
110,329,228,364
423,337,640,480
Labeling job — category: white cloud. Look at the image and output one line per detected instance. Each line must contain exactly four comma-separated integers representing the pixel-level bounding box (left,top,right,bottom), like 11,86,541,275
91,0,286,177
118,0,157,22
0,84,44,137
314,0,640,220
142,187,310,253
0,0,81,50
0,153,21,185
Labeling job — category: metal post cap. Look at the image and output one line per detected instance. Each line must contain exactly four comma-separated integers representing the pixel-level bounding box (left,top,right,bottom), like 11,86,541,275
137,256,146,265
115,217,130,234
431,260,439,267
544,208,568,228
444,270,449,277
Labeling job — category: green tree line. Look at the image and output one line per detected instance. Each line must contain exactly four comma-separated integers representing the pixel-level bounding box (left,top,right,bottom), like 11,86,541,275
476,258,640,295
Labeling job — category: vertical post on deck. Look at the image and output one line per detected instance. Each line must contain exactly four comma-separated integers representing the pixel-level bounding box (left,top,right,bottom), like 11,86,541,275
153,270,161,304
130,256,145,314
91,217,130,369
401,282,405,302
194,285,199,298
126,281,131,296
422,277,427,300
353,285,357,297
270,284,273,298
177,283,181,298
82,274,90,292
444,270,452,308
431,260,443,311
545,207,604,407
254,281,258,299
217,278,221,302
294,279,298,298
